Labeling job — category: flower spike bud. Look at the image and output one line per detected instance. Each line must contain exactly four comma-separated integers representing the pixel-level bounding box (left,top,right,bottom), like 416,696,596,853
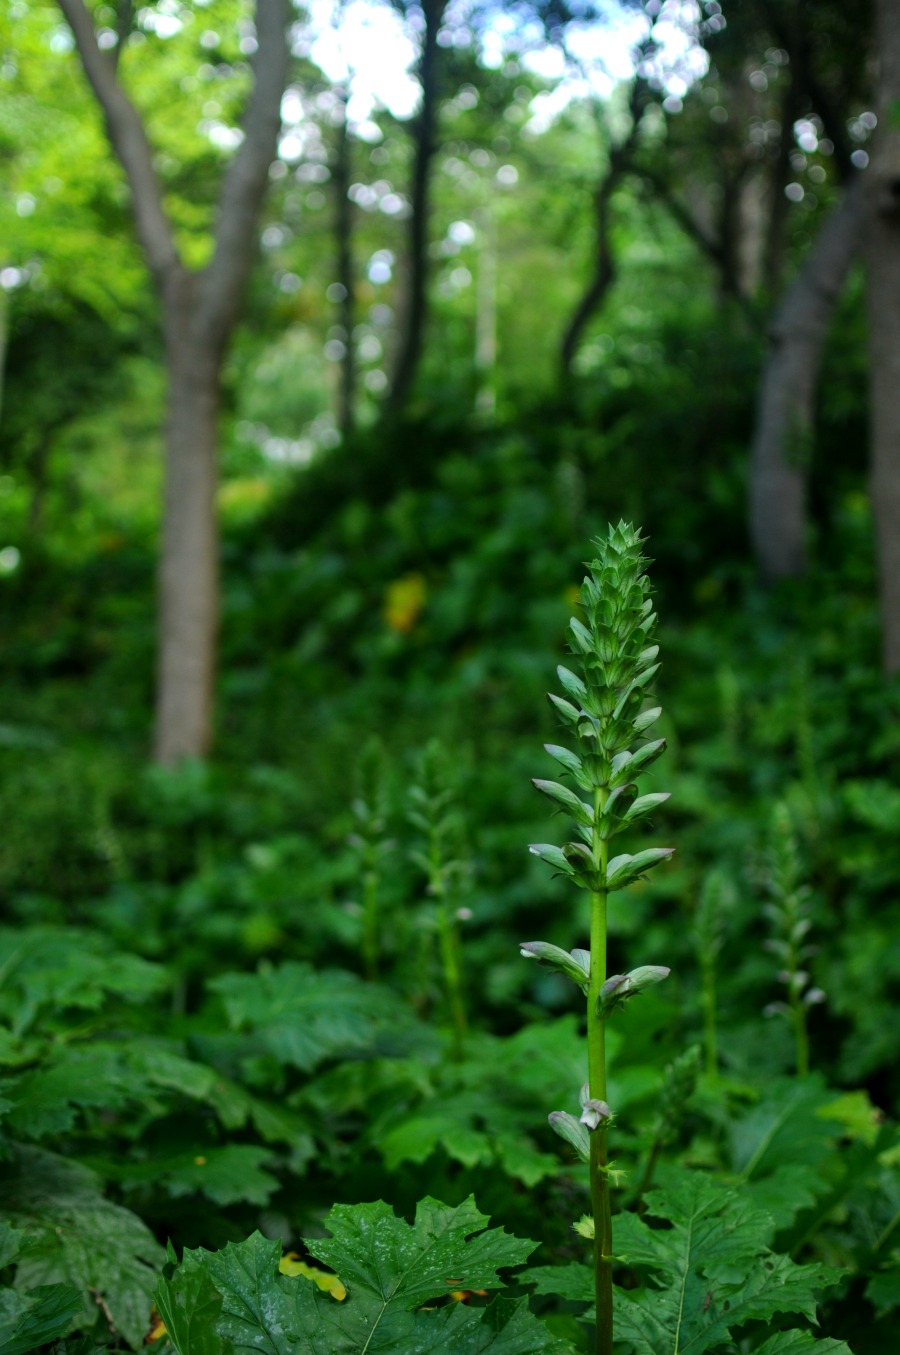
598,965,671,1017
523,526,675,1355
519,941,591,992
579,1099,613,1131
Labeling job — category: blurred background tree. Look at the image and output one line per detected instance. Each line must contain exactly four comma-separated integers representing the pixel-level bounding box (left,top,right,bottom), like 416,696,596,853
0,0,889,755
54,0,290,765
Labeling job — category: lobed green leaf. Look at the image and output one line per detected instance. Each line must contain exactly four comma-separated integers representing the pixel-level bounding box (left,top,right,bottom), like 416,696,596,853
157,1203,563,1355
611,1174,842,1355
309,1197,535,1312
155,1244,226,1355
753,1334,854,1355
210,963,423,1073
0,1146,163,1349
0,1284,83,1355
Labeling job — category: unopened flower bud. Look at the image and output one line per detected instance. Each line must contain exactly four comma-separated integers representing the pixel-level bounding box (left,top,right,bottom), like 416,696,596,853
579,1098,612,1130
598,974,631,1010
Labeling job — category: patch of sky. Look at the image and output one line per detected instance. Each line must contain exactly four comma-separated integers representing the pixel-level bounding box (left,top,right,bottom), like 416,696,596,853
297,0,710,140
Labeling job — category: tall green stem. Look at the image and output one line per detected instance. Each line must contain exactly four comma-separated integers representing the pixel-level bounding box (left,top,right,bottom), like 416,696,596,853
526,525,675,1355
587,791,613,1355
766,804,818,1078
430,837,467,1061
362,863,379,982
792,996,809,1077
701,956,718,1079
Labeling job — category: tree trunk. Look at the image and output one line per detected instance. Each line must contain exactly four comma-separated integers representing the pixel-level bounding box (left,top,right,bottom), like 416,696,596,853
155,281,220,762
867,0,900,673
749,180,862,582
27,428,56,535
762,67,801,296
475,202,497,414
333,86,356,436
389,0,445,414
560,251,615,375
0,289,8,433
57,0,289,760
561,92,645,374
638,165,755,320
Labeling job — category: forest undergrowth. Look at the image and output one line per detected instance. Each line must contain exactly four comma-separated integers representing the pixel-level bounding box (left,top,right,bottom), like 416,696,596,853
1,430,899,1355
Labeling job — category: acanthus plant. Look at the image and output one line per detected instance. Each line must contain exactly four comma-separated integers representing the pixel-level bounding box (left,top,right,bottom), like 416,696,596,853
521,522,674,1355
762,802,825,1077
132,525,856,1355
407,739,471,1060
694,867,736,1080
346,736,395,982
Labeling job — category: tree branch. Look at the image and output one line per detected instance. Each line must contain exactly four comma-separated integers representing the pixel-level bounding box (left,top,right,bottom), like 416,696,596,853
388,0,448,413
112,0,133,73
560,86,648,371
635,159,759,323
635,164,726,267
749,177,862,580
56,0,179,282
198,0,291,346
757,0,856,178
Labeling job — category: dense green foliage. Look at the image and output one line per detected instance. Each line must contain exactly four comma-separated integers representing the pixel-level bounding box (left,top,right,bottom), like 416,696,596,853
1,465,898,1349
1,0,898,1351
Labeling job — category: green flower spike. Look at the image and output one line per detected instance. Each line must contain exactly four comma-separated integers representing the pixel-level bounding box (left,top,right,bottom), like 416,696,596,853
523,523,674,1355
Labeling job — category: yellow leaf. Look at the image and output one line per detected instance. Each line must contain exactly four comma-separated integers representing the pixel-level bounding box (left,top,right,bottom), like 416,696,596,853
218,477,272,519
279,1253,346,1301
146,1312,167,1343
384,573,427,633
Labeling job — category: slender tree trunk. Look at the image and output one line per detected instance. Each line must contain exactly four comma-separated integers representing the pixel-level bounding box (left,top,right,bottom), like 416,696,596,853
27,428,57,535
560,249,615,375
155,280,221,762
561,92,645,374
0,289,8,434
716,169,755,305
560,135,618,371
759,0,856,181
389,0,445,414
867,0,900,673
475,201,497,414
763,74,801,297
749,181,862,582
334,86,356,435
57,0,289,760
638,166,756,323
